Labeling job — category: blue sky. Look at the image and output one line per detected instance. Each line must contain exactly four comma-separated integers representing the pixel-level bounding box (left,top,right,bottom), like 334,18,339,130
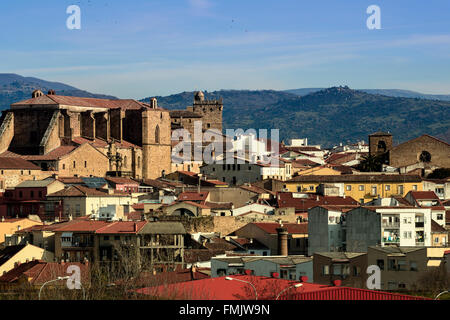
1,0,450,98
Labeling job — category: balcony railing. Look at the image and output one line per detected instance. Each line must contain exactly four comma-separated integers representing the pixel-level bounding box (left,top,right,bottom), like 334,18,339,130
62,241,94,248
383,222,400,228
383,238,400,243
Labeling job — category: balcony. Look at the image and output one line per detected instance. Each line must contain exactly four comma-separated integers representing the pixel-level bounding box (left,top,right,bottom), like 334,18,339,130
61,241,94,248
383,238,400,244
415,222,424,228
382,222,400,229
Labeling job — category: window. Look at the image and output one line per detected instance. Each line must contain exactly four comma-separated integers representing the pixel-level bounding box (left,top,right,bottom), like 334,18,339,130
115,236,120,241
309,185,314,191
346,185,351,191
333,264,342,275
353,266,361,276
397,185,404,195
63,164,65,170
385,185,390,191
39,191,42,198
84,161,87,168
388,259,397,271
73,161,76,169
322,265,330,275
413,185,418,191
371,186,377,195
410,261,418,271
359,185,364,191
377,259,384,270
155,125,160,144
437,214,443,220
419,151,431,163
104,236,110,240
297,187,302,192
30,191,34,198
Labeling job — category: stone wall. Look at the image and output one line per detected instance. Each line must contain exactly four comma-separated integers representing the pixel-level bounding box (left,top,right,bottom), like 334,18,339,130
142,109,172,179
390,135,450,168
0,112,14,154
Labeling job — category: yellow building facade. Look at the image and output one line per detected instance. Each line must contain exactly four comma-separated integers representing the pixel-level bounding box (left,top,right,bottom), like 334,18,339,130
284,175,423,203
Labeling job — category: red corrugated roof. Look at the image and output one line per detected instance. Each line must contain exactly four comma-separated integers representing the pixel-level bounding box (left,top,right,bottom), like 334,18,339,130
135,275,429,300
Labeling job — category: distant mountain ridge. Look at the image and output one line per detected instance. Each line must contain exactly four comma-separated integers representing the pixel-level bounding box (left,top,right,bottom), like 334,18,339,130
143,86,450,147
0,73,117,110
285,88,450,101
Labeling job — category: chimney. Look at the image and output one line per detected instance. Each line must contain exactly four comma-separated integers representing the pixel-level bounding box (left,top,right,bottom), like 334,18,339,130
276,226,288,256
48,89,56,95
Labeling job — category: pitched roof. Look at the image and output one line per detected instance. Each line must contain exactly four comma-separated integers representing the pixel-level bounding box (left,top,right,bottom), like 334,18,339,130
178,191,209,202
0,260,89,285
12,94,164,111
105,177,140,185
95,221,147,234
0,245,26,266
47,185,129,197
408,191,441,201
314,252,366,260
431,220,447,233
277,192,359,211
15,179,58,188
205,201,233,210
252,222,308,234
0,157,41,170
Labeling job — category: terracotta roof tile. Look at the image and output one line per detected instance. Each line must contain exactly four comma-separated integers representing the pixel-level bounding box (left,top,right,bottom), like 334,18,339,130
0,157,41,170
252,222,308,234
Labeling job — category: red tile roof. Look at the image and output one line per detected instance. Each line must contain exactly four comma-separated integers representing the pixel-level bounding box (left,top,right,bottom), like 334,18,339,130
12,94,166,112
431,220,447,233
0,260,89,285
95,221,147,234
178,191,209,202
409,191,440,201
253,222,308,234
0,157,41,170
277,192,359,211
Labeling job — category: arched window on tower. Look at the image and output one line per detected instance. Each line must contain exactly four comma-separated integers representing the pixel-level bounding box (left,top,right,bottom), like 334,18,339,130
155,125,160,144
137,156,141,169
377,140,387,153
123,156,128,168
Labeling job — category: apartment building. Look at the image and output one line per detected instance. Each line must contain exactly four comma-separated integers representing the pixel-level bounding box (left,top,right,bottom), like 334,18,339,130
368,246,450,291
284,174,422,203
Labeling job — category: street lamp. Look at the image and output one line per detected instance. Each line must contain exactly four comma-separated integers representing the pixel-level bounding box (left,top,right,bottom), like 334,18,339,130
275,283,303,300
38,276,86,300
225,276,258,300
434,290,449,300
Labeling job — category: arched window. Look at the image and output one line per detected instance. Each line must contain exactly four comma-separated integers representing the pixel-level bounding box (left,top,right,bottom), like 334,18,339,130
155,125,160,144
124,156,128,168
137,156,141,169
419,151,431,163
377,140,387,153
